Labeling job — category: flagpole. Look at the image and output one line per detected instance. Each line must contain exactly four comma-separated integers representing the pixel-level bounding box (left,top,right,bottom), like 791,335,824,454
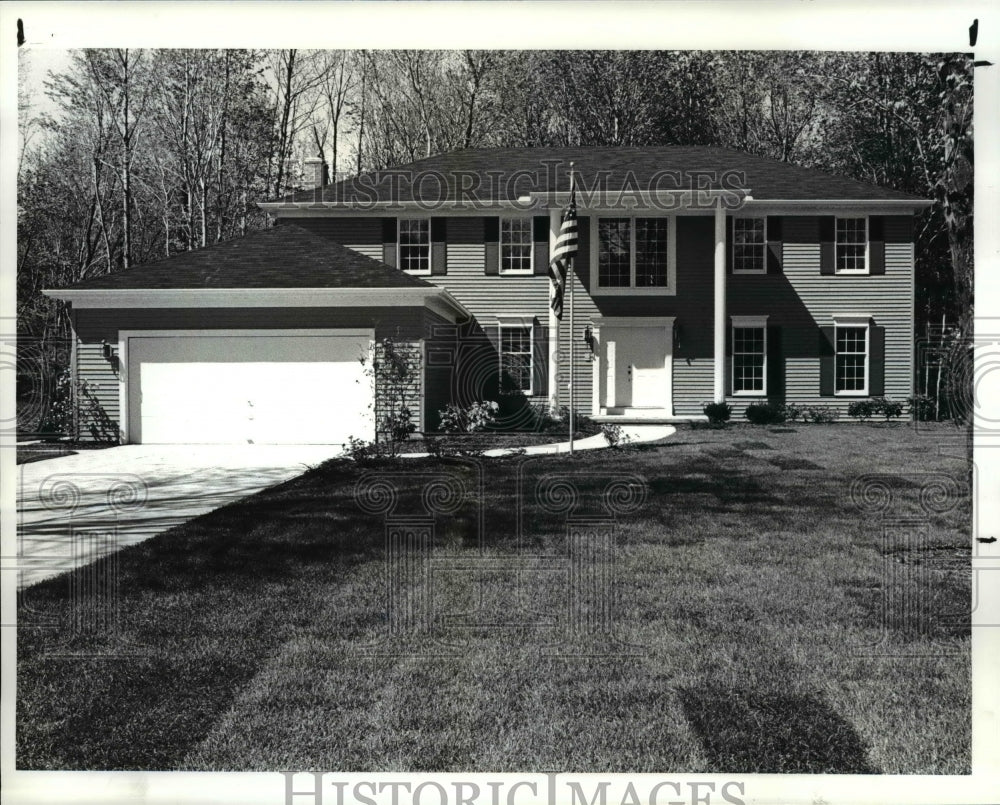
568,163,575,456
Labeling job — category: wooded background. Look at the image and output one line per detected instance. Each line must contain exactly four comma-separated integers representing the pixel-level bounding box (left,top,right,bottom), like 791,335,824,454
16,50,974,428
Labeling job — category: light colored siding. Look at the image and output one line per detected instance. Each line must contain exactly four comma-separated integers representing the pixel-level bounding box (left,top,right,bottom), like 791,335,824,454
725,215,914,418
75,341,122,438
290,217,383,260
673,358,714,415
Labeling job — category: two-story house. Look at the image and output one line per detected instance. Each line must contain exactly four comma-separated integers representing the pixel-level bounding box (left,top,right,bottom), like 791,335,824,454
46,147,931,444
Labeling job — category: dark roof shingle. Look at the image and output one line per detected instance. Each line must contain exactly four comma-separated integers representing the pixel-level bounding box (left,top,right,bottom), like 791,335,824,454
274,146,924,205
56,223,433,291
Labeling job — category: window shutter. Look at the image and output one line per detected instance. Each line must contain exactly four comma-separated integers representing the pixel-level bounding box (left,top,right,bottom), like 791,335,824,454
819,325,836,396
484,216,499,275
869,324,886,396
533,216,550,275
726,216,734,274
819,217,835,275
576,216,590,290
869,216,885,275
382,217,397,269
431,217,447,275
532,323,548,397
767,325,784,400
766,216,783,274
725,323,733,396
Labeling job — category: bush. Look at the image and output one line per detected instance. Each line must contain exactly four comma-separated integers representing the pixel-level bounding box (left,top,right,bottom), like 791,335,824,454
344,435,375,462
702,401,732,427
908,394,936,421
532,405,601,436
438,400,499,433
744,401,787,425
873,396,904,421
380,405,416,444
847,399,878,421
782,403,803,423
801,405,838,424
848,397,904,423
601,422,625,448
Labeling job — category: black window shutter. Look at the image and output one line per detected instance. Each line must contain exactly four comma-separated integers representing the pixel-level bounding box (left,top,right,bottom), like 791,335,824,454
725,322,733,396
767,324,784,400
533,216,549,275
819,325,836,395
532,322,548,397
869,324,886,396
382,217,397,269
431,217,447,275
484,216,500,275
869,216,885,275
766,216,783,274
819,216,835,275
726,216,734,274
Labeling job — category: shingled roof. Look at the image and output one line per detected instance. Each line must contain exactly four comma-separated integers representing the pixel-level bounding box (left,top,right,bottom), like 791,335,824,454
55,223,433,291
272,146,925,205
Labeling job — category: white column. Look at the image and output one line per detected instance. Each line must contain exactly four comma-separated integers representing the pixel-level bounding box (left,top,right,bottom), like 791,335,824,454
548,208,561,414
713,202,727,403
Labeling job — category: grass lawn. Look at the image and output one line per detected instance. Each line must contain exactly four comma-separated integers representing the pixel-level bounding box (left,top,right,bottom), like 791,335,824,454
16,422,971,773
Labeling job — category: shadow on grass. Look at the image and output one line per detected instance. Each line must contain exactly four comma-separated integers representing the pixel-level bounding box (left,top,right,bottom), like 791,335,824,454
679,686,877,774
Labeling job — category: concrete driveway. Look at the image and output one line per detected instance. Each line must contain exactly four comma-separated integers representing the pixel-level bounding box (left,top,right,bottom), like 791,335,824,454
14,444,343,589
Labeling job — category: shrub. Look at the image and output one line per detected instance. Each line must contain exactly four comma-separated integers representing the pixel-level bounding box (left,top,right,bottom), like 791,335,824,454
782,403,803,423
908,394,936,421
744,402,787,425
344,435,375,462
380,405,416,445
438,400,499,433
801,405,837,424
532,405,601,436
873,396,904,421
601,422,625,448
848,397,904,423
703,401,732,426
847,399,878,422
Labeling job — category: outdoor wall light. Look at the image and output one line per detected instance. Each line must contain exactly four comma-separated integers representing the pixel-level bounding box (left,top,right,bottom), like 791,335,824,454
583,326,593,350
673,321,682,351
102,341,113,360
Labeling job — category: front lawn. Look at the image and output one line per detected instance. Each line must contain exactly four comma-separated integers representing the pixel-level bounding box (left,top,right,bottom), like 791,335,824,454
16,423,971,772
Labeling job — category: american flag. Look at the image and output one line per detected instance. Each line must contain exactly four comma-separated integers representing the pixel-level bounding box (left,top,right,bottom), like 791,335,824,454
548,174,578,320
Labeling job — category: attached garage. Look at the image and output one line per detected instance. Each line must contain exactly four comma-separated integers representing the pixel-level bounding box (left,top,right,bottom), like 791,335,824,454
44,224,469,445
124,330,374,445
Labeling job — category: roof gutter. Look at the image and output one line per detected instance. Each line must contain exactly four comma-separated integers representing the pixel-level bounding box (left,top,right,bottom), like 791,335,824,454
42,286,472,323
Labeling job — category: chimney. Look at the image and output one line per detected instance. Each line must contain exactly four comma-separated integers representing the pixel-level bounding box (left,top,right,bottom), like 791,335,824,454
303,156,327,190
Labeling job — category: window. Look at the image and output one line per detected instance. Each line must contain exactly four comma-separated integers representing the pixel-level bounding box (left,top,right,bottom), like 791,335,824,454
836,217,867,273
399,218,430,274
596,216,672,291
500,218,533,274
835,324,868,394
731,317,767,395
499,325,532,394
733,218,766,274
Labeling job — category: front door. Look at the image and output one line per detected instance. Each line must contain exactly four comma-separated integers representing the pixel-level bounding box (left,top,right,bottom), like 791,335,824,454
602,323,671,410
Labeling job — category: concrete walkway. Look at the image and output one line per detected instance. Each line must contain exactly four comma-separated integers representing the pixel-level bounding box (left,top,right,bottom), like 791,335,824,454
401,424,676,458
13,445,341,589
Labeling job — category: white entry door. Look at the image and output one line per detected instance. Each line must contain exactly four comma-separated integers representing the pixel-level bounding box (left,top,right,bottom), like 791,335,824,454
601,322,672,411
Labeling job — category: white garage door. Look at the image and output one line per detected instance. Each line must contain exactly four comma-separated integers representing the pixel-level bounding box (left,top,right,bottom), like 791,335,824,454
128,332,375,445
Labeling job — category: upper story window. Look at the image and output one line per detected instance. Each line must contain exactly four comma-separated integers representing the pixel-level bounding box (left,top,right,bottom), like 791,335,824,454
835,323,868,394
500,218,533,274
836,217,868,274
594,216,674,294
499,323,533,394
733,217,766,274
731,316,767,395
399,218,430,274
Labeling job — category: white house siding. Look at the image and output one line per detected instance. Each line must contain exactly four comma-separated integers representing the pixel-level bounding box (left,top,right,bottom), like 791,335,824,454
724,215,913,419
302,212,912,421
